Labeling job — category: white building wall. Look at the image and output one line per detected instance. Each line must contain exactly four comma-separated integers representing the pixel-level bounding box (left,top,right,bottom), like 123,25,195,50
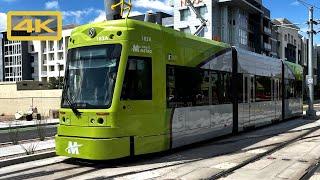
173,0,254,52
173,0,212,39
3,40,23,82
277,26,302,63
33,29,72,82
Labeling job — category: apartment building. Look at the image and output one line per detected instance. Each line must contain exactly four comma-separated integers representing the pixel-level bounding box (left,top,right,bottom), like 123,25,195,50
30,26,75,82
272,18,317,77
0,26,75,82
130,12,174,28
0,35,3,81
272,18,303,64
1,31,32,82
173,0,275,56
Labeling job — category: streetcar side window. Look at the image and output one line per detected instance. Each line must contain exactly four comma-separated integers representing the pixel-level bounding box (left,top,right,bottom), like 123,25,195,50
167,65,231,108
121,56,152,100
255,76,272,102
284,79,302,99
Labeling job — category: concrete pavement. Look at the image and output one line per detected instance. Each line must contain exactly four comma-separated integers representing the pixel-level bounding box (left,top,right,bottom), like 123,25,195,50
0,117,320,179
221,126,320,180
0,119,59,130
0,139,55,159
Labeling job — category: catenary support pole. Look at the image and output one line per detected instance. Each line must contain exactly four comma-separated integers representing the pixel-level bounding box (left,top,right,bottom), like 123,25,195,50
307,6,317,119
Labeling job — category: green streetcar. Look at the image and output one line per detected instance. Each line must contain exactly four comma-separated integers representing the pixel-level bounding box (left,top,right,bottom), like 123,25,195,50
55,18,303,160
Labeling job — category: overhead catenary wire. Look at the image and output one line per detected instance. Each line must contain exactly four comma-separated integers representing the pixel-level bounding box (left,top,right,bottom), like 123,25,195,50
297,0,320,10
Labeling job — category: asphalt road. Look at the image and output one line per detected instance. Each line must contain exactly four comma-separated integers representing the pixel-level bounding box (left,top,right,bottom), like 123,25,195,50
0,125,57,144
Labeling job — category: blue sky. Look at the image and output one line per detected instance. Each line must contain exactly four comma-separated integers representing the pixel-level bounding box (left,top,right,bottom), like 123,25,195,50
0,0,320,42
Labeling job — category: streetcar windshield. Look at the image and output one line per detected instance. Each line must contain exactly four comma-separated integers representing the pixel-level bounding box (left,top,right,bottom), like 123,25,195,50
62,44,122,109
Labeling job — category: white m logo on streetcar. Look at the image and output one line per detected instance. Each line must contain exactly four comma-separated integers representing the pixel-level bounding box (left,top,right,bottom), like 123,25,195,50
132,44,140,52
65,141,83,155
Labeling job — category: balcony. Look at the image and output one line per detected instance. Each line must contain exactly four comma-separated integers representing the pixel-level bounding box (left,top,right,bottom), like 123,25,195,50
41,71,48,76
58,44,63,51
4,50,21,56
58,55,64,60
5,73,13,77
4,41,20,45
264,27,271,35
248,24,255,32
264,42,271,51
4,62,14,66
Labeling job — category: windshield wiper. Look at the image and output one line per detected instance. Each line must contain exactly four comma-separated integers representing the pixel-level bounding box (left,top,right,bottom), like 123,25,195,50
63,90,82,117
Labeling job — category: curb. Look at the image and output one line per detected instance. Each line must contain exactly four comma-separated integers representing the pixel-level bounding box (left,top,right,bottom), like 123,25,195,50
0,150,56,168
0,122,59,131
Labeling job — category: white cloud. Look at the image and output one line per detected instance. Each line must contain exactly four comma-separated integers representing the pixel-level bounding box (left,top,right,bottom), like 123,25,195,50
290,1,300,6
133,0,173,13
91,10,144,22
45,1,59,10
0,13,7,32
125,10,143,17
91,10,106,23
63,8,103,24
3,0,16,2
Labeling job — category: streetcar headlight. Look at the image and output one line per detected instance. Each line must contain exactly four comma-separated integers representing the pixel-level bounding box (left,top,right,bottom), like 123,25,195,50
97,118,104,124
60,116,66,124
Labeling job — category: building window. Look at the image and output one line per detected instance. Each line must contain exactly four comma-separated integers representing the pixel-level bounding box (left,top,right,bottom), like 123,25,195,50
255,76,271,102
31,67,34,73
59,65,64,71
198,6,207,17
30,45,34,52
180,9,191,21
294,39,296,46
291,36,293,44
30,56,34,63
239,29,248,46
50,66,55,71
239,10,248,28
285,34,287,41
180,27,191,34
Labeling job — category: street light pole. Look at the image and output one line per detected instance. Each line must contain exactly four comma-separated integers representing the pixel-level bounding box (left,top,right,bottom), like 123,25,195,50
306,6,317,118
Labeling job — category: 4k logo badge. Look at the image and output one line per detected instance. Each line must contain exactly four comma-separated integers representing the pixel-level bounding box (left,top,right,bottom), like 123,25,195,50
7,11,62,41
65,141,83,155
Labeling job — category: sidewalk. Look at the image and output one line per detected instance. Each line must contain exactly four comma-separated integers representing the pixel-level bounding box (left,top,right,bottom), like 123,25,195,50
0,139,55,159
0,119,59,130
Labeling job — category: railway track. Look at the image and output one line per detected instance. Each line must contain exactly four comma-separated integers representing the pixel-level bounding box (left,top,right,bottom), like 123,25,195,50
0,118,320,180
213,124,320,179
300,159,320,180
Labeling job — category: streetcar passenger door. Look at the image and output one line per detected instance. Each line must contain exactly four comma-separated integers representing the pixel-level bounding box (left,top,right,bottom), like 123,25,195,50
274,79,281,120
119,56,155,131
242,74,255,128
